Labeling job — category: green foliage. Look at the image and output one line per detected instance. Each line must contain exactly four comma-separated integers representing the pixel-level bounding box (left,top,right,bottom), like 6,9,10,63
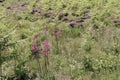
0,0,120,80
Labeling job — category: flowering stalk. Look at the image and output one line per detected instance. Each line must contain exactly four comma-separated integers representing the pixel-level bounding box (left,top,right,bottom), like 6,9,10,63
31,37,42,79
42,40,51,79
31,37,52,79
53,28,62,54
42,40,51,57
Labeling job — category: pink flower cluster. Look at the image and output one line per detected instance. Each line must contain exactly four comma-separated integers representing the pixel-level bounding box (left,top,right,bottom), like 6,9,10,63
31,37,39,53
32,45,39,52
31,36,51,57
42,40,51,57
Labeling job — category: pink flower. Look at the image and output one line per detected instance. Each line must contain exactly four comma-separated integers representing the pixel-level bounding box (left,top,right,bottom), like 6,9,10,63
32,45,39,52
42,40,51,57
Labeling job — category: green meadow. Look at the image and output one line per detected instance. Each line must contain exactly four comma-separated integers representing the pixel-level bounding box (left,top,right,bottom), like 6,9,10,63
0,0,120,80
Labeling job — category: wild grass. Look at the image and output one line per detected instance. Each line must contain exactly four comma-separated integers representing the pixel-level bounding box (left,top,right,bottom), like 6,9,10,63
0,0,120,80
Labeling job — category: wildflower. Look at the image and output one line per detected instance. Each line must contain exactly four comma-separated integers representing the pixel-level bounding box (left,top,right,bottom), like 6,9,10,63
32,45,39,52
42,40,51,57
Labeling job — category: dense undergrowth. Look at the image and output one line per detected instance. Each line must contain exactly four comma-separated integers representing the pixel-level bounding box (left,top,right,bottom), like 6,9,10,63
0,0,120,80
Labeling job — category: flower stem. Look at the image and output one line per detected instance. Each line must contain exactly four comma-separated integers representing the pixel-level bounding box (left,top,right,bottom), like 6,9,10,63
36,58,42,79
56,38,60,54
44,57,49,79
